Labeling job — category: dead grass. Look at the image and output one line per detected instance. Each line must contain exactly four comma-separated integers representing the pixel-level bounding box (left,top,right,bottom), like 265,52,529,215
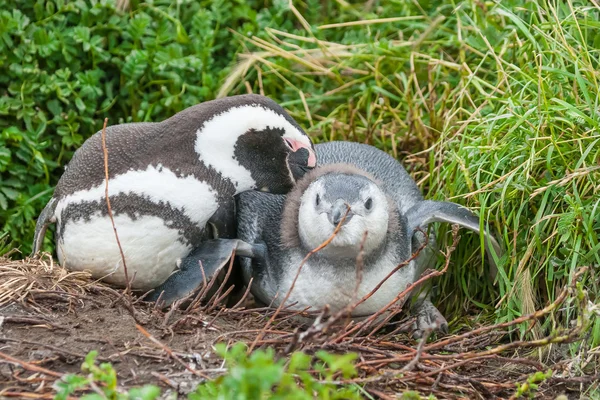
0,252,94,309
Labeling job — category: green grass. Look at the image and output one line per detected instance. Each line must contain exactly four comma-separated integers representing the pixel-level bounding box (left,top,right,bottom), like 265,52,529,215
216,0,600,344
1,0,599,349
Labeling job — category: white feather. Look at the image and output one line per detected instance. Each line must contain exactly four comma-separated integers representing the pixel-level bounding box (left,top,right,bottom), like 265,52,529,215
54,165,219,226
54,165,219,288
297,180,390,259
266,175,410,316
58,212,191,290
270,247,416,316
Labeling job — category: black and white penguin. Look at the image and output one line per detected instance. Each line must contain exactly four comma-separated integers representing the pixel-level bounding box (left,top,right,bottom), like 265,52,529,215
31,94,316,294
157,141,501,335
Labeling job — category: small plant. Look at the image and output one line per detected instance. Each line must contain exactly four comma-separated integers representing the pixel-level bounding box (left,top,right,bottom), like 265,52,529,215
52,346,363,400
399,392,437,400
513,369,553,399
53,351,161,400
189,342,363,399
0,231,11,256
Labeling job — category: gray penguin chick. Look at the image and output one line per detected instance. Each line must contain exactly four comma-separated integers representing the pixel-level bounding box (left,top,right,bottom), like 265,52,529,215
238,163,415,318
30,94,316,304
213,141,501,336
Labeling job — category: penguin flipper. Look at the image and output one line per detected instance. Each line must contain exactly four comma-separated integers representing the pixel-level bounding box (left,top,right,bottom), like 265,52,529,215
146,239,254,308
31,198,57,257
405,200,503,277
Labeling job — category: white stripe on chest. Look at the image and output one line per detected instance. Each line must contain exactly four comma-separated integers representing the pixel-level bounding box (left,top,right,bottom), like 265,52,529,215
57,212,191,290
54,165,220,289
275,248,417,316
55,164,219,226
194,105,311,191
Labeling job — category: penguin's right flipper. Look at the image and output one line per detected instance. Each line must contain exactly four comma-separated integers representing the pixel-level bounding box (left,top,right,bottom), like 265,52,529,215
405,200,503,278
146,239,255,308
30,198,57,257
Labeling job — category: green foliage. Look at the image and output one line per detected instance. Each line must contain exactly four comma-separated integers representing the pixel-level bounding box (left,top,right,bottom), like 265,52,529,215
0,0,300,254
0,231,11,256
190,342,362,399
53,350,161,400
52,347,362,400
513,369,553,399
399,392,437,400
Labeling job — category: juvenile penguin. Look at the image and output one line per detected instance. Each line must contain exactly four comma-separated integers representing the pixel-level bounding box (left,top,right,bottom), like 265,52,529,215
31,94,316,300
239,142,501,334
160,141,502,335
238,164,415,318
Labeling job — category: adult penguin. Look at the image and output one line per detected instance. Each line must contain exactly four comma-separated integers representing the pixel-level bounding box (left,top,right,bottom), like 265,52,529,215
153,142,501,336
31,94,316,298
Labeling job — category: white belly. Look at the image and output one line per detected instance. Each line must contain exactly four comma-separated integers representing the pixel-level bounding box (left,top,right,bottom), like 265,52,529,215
57,212,192,290
275,251,417,316
52,164,220,290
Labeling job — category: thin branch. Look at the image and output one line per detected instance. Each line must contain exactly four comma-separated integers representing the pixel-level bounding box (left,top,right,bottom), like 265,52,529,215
0,350,62,378
135,324,210,380
100,118,132,299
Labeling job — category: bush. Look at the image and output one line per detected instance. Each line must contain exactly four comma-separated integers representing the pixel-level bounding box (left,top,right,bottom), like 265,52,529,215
53,346,362,399
191,342,361,399
0,0,299,254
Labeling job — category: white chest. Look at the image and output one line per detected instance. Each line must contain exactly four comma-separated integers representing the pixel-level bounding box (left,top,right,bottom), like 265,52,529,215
275,249,417,316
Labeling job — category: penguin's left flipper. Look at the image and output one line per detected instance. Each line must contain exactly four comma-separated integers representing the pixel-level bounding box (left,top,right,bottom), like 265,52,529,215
146,239,255,308
405,200,503,278
30,198,57,257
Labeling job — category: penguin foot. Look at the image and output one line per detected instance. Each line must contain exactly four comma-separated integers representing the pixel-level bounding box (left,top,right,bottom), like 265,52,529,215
411,299,448,339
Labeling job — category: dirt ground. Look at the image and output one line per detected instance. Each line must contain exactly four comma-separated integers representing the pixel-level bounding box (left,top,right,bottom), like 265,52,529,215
0,254,596,399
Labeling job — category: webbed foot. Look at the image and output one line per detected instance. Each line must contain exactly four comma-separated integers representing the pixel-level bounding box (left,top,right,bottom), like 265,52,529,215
411,299,448,339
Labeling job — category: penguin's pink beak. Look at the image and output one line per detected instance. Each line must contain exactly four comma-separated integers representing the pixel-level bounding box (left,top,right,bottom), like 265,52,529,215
285,139,317,168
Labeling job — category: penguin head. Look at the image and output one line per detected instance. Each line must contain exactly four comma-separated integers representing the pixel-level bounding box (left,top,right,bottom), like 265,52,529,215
281,164,396,260
192,94,316,195
233,125,317,194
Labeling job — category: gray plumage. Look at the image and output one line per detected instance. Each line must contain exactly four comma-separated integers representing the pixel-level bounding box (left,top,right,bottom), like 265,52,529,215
233,141,502,334
149,140,502,334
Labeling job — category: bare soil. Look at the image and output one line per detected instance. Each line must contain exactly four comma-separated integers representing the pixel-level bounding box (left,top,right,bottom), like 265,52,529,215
0,254,595,399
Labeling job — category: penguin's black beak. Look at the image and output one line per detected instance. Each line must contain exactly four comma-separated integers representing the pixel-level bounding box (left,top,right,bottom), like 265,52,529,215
328,200,353,227
288,146,316,181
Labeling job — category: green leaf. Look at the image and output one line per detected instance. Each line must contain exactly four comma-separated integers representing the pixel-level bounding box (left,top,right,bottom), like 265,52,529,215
0,192,7,210
122,50,149,82
1,187,19,200
80,394,106,400
557,212,576,236
128,385,162,400
75,97,86,112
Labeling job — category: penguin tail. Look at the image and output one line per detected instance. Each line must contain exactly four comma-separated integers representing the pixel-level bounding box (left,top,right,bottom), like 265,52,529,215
31,197,57,257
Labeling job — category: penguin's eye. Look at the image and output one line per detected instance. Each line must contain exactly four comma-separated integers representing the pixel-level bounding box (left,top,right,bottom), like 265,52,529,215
315,194,320,206
365,198,373,210
284,139,294,150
